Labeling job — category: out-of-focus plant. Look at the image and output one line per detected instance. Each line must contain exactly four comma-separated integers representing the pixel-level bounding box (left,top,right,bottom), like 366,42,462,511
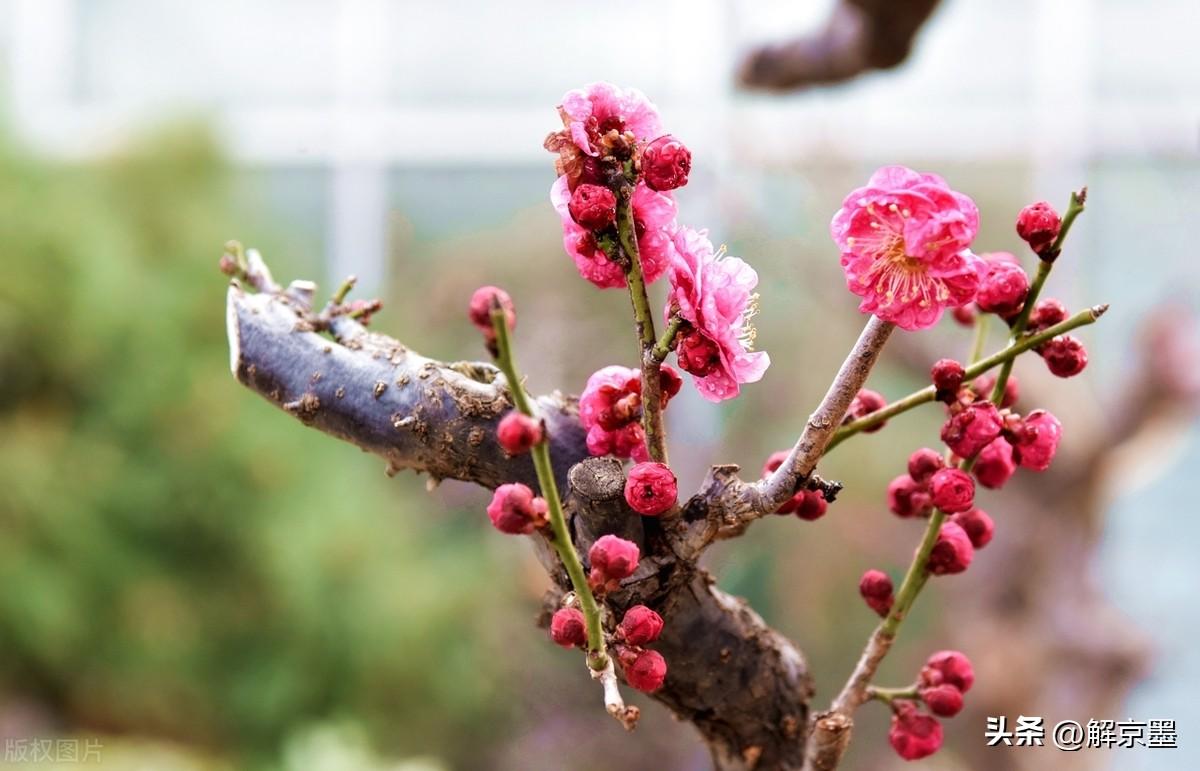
0,127,529,768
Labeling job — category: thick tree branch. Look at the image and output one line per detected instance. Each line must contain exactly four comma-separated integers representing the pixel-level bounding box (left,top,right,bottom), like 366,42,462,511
227,281,586,490
226,270,814,769
682,316,894,551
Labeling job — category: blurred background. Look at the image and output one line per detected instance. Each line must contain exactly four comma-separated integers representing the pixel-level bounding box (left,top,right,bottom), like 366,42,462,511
1,1,1197,769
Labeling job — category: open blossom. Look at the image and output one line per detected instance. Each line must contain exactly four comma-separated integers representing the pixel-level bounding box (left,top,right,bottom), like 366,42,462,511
557,82,662,158
667,226,770,401
551,176,676,289
832,166,982,330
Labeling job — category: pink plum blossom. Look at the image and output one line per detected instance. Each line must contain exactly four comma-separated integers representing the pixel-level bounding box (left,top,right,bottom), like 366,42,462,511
832,166,982,330
558,82,662,157
666,226,770,402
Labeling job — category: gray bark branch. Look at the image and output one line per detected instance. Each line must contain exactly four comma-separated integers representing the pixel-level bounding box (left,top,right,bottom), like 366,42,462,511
225,276,815,769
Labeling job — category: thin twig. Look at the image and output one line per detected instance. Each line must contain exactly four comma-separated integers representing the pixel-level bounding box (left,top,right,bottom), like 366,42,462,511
825,303,1107,452
490,303,609,670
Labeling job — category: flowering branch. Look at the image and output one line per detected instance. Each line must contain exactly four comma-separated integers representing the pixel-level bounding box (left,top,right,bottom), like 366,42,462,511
488,303,610,671
226,81,1112,770
825,303,1107,452
987,188,1086,402
803,189,1092,771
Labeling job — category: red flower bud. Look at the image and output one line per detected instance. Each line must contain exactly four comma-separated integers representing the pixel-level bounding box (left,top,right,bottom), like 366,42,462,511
621,648,668,693
930,468,975,513
641,135,691,192
1011,409,1062,471
931,358,966,403
920,684,965,717
847,389,888,432
793,489,828,521
973,437,1016,489
486,483,548,535
952,508,995,549
568,183,618,230
1041,335,1088,378
1016,200,1062,256
588,535,640,588
1029,297,1069,334
468,286,515,345
976,261,1030,317
926,521,974,575
617,605,664,646
624,462,678,516
907,448,946,485
762,451,801,515
920,650,975,693
550,607,587,648
887,474,933,519
676,330,721,377
859,569,894,617
496,412,542,455
972,373,1020,408
951,304,977,326
762,450,788,477
889,701,944,761
940,401,1003,459
659,364,684,402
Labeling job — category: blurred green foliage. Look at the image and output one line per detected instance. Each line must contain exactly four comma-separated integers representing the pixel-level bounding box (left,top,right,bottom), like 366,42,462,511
0,127,534,769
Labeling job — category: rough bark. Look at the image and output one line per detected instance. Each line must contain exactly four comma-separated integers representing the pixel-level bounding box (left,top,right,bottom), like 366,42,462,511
226,277,814,769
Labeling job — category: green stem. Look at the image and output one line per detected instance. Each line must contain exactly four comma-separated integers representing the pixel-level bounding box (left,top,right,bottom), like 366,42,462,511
969,314,990,365
616,186,668,464
824,304,1106,452
490,306,608,669
867,685,920,705
1043,187,1087,260
652,315,684,364
331,275,357,305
